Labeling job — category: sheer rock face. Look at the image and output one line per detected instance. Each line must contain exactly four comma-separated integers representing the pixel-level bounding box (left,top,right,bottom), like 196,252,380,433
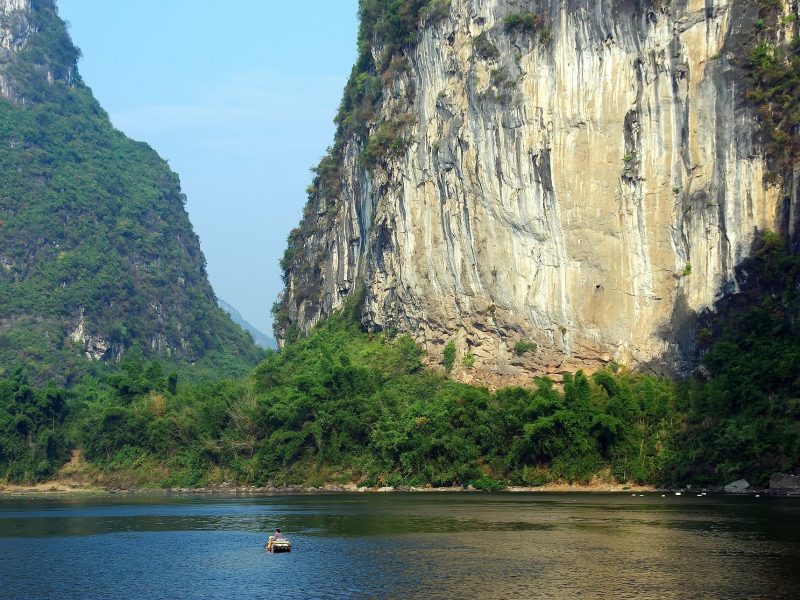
280,0,795,385
0,0,30,24
0,0,78,103
0,0,32,98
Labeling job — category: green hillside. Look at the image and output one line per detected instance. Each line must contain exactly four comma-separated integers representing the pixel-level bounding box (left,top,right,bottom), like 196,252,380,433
0,1,263,383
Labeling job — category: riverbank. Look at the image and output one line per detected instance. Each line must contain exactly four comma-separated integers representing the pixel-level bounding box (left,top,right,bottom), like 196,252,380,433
0,481,107,495
0,455,662,496
3,456,773,497
0,478,660,496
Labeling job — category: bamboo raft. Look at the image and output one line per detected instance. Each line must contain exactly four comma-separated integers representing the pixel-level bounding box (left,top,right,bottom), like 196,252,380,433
266,536,292,553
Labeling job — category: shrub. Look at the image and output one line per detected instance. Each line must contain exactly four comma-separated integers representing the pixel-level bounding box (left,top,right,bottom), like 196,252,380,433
470,476,504,491
360,121,409,167
472,32,499,60
443,340,456,372
513,341,537,356
504,12,542,33
744,24,800,172
420,0,451,24
538,27,552,45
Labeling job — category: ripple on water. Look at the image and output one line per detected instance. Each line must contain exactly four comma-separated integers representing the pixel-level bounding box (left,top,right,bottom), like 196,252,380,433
0,493,798,599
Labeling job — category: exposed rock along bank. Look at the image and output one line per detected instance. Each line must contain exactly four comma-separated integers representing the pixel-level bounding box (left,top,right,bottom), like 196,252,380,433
769,473,800,496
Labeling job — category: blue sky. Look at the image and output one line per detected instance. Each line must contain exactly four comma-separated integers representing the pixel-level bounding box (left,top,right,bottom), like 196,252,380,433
57,1,359,335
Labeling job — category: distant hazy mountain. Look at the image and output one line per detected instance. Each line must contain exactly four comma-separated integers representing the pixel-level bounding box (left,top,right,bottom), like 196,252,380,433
218,299,276,349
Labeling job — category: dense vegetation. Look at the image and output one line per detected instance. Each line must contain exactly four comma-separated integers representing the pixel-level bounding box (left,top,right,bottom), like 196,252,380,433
0,0,263,383
3,233,798,488
672,232,800,484
745,0,800,174
0,369,70,482
0,300,679,488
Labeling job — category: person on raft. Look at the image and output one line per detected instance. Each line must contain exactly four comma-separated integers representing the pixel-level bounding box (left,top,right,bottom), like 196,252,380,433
272,528,286,541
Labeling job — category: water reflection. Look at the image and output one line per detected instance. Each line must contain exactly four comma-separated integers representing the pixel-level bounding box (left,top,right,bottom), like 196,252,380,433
0,493,798,599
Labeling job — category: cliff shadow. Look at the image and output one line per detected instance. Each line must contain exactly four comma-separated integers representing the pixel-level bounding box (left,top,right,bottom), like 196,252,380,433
642,227,800,378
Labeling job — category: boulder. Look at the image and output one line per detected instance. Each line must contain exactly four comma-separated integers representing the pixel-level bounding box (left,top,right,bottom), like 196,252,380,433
723,479,750,493
769,473,800,496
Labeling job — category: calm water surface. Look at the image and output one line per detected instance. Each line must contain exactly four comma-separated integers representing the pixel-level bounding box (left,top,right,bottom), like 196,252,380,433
0,492,798,599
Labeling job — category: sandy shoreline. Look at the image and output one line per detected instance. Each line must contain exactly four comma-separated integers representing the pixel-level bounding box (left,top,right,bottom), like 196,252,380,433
0,479,661,496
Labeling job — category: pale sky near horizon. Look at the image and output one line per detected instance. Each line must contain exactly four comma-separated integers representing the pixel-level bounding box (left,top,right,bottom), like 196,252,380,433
56,1,359,335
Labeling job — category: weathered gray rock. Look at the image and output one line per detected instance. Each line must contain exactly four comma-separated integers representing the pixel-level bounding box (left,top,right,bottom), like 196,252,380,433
280,0,798,386
723,479,750,493
769,473,800,496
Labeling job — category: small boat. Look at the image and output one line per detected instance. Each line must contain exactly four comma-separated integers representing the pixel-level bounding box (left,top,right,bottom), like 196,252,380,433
266,536,292,553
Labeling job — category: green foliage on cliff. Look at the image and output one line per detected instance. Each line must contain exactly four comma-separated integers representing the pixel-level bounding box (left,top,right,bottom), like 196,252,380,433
472,32,499,61
359,120,410,167
513,341,537,356
335,0,445,149
3,0,82,103
0,1,263,383
503,11,550,44
356,0,446,71
745,0,800,174
442,340,456,373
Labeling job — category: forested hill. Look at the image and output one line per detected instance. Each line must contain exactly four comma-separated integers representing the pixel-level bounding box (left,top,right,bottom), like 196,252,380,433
0,0,263,383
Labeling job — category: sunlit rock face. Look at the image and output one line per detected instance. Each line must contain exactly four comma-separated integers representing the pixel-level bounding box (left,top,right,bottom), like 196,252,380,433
0,0,79,102
0,0,32,98
280,0,794,385
0,0,30,19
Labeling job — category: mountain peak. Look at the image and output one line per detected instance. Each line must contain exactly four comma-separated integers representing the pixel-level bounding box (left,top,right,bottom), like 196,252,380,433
0,0,80,103
0,0,30,16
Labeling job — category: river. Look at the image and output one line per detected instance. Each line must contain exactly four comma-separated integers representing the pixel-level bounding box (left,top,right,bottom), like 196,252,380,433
0,492,797,598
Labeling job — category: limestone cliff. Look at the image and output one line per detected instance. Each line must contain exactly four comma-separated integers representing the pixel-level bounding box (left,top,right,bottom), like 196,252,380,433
276,0,799,385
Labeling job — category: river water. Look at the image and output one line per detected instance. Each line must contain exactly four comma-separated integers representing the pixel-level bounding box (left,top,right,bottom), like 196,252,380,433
0,492,797,599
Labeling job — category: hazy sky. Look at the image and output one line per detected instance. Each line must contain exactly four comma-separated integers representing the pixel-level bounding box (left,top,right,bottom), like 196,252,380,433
56,1,359,335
